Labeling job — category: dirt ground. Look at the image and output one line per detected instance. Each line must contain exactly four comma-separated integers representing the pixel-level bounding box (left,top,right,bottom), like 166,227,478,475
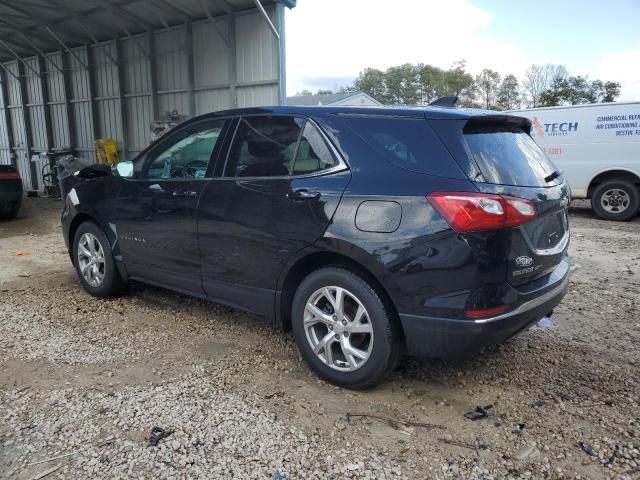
1,197,639,479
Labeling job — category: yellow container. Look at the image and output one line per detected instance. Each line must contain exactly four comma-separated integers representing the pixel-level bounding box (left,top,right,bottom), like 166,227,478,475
95,139,120,164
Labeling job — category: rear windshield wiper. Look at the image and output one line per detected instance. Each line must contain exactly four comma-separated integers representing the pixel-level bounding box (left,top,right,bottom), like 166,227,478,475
544,170,562,183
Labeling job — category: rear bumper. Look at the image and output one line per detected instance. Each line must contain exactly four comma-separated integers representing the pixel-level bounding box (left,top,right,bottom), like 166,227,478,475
399,260,570,359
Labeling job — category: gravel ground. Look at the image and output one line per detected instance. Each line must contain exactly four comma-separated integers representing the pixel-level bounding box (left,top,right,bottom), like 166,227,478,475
1,197,639,479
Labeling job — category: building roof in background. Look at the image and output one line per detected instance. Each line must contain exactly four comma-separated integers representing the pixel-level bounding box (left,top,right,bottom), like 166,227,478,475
287,91,381,106
0,0,296,61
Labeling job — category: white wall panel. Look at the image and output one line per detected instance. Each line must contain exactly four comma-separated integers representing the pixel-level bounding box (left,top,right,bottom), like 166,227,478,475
97,99,123,142
235,10,279,83
193,20,230,87
45,53,70,149
124,95,152,155
122,37,151,94
237,85,278,108
195,90,232,115
155,28,188,92
158,92,189,116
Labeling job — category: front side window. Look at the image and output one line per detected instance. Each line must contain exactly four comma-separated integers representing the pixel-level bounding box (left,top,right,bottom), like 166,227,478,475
144,121,225,179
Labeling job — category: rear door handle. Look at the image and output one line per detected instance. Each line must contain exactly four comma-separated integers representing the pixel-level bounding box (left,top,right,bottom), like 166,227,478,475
286,189,321,200
172,190,198,198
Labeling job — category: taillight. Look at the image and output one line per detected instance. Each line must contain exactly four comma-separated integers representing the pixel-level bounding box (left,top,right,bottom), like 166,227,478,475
0,169,21,180
465,305,511,318
427,192,537,233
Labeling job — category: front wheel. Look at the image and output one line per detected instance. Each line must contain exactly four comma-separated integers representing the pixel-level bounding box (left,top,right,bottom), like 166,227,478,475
292,267,402,389
72,221,125,297
592,179,640,221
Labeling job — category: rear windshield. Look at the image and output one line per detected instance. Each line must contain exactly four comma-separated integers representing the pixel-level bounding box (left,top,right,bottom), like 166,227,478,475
463,124,559,187
340,115,464,178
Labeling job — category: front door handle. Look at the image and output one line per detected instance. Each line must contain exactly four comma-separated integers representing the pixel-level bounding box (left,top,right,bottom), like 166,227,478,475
172,190,198,198
286,189,321,200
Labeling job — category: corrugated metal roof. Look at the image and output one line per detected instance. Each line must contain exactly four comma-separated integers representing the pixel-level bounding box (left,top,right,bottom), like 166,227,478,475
0,0,295,61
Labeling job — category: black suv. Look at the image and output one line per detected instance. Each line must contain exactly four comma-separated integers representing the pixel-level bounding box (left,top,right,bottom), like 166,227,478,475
62,106,570,388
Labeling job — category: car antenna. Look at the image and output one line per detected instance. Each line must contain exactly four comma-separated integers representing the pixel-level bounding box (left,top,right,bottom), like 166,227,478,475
429,96,459,108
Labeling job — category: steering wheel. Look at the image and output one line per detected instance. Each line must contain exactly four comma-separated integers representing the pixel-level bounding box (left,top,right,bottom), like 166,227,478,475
184,160,208,177
169,165,188,178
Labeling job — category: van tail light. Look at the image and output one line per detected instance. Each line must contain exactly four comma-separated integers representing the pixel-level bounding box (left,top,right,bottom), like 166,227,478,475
427,192,537,233
0,169,21,180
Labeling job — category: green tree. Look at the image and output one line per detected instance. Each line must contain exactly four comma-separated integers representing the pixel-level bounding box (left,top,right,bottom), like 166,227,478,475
316,89,334,95
444,60,475,96
385,64,420,105
416,63,445,103
476,69,501,109
295,89,313,96
496,74,521,110
354,68,388,103
539,76,621,106
523,64,568,107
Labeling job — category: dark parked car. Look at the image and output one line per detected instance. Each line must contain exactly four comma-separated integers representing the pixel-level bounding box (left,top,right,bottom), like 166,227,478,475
0,164,22,219
61,106,570,388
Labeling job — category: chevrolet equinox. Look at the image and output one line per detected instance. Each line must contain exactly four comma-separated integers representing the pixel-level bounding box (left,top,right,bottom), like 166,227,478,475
62,105,570,388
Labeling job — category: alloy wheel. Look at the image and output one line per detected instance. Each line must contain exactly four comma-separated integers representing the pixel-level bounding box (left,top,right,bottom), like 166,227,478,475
303,286,374,372
77,232,106,287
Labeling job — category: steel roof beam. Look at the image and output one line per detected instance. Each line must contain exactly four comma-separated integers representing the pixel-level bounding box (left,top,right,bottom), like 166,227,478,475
0,40,41,77
252,0,279,40
88,0,155,32
40,0,122,39
150,0,193,22
17,32,65,75
0,0,86,44
46,27,89,70
76,22,119,66
195,0,230,46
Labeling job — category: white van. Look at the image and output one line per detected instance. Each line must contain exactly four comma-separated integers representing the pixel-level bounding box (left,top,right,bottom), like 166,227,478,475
510,102,640,221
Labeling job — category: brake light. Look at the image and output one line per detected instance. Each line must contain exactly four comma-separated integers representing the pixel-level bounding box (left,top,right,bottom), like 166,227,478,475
427,192,537,232
465,305,511,318
0,169,21,180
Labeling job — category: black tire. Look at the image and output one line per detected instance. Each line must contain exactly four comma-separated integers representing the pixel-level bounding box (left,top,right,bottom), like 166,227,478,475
292,267,402,389
0,208,18,220
592,179,640,221
72,220,125,297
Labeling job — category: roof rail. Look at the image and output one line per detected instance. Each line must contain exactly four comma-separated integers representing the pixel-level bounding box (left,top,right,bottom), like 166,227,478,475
429,96,458,108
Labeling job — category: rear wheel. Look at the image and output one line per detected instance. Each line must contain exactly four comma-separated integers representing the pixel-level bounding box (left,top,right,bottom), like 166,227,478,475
592,179,640,221
292,267,402,389
72,221,125,297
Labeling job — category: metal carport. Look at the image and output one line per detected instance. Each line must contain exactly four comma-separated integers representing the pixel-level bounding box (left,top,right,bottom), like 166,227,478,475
0,0,295,191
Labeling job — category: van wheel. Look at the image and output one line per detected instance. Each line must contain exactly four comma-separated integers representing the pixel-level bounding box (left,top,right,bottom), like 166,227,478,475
72,221,125,297
592,180,640,221
291,267,402,389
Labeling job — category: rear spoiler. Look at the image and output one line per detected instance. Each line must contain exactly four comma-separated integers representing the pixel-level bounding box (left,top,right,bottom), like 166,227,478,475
464,114,532,135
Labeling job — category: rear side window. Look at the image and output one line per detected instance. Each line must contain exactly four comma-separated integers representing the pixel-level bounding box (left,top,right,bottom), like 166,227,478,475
340,115,464,178
463,123,558,187
225,116,302,177
292,121,337,175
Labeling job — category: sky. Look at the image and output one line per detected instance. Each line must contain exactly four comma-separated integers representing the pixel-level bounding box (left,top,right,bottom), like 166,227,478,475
284,0,640,101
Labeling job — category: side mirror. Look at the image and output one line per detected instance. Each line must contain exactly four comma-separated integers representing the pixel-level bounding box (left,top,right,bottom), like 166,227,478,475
114,161,134,178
